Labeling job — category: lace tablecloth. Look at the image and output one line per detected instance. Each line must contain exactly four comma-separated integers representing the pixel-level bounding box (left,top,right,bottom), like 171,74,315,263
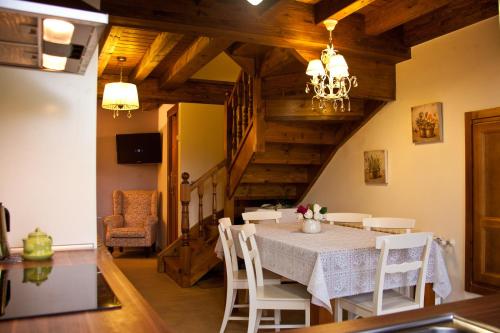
215,223,452,313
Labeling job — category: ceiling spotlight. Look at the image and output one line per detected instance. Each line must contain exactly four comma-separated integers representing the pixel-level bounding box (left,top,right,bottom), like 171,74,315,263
247,0,263,5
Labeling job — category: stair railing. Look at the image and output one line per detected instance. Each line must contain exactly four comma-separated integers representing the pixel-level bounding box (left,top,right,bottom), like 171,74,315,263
225,71,254,167
180,160,226,243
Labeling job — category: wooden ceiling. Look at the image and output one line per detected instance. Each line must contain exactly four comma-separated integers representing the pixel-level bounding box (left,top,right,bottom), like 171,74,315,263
97,0,498,106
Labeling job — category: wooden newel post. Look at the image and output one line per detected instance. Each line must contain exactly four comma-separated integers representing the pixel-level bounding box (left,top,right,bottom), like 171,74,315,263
180,172,191,246
212,173,217,225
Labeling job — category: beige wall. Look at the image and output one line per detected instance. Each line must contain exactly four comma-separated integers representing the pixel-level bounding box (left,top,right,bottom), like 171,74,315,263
304,17,500,301
0,52,98,248
191,53,240,82
96,107,159,225
179,103,225,227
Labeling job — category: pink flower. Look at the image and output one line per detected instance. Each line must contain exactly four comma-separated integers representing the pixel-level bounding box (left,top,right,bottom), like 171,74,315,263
296,205,308,214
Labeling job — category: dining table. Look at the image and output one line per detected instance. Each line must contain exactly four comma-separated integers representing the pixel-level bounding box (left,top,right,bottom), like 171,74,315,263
215,222,452,315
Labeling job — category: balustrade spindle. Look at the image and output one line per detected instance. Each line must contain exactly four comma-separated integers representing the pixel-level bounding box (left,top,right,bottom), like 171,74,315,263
236,80,243,145
242,72,249,131
249,76,254,121
197,184,204,238
212,173,217,225
232,97,238,157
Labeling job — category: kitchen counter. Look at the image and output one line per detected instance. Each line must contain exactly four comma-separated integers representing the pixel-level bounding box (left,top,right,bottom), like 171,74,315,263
291,293,500,332
0,249,174,333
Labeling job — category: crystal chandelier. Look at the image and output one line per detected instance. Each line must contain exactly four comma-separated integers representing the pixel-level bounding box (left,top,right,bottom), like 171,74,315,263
305,20,358,113
102,56,140,119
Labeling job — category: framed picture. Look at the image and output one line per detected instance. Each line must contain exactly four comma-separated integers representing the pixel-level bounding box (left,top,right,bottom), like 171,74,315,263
364,150,388,184
411,102,443,144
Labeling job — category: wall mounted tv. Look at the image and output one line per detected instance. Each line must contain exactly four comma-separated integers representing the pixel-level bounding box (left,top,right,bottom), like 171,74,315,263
116,133,162,164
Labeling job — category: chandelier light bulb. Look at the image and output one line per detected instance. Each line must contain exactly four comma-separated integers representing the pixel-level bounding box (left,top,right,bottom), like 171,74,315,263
326,54,349,78
306,59,325,77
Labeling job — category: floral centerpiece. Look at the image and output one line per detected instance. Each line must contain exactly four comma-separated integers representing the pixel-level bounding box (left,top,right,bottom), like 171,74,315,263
296,204,327,234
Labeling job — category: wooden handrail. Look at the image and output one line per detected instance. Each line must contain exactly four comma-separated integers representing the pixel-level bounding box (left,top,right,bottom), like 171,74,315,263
189,159,226,191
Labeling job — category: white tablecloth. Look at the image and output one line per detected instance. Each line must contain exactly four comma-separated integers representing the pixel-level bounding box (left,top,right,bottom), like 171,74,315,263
215,223,452,313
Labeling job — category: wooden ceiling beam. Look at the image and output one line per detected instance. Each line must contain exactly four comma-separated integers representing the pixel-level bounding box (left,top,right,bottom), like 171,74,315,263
97,26,125,77
403,0,498,46
160,37,232,89
98,75,233,105
314,0,377,23
364,0,452,36
129,32,184,84
101,0,410,63
224,51,255,76
260,48,303,77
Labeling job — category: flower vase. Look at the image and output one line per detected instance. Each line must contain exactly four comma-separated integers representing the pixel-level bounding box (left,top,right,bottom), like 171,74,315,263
302,219,321,234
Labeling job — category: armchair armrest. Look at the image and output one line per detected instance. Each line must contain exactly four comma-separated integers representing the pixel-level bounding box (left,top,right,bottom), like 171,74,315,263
103,215,124,229
145,215,158,226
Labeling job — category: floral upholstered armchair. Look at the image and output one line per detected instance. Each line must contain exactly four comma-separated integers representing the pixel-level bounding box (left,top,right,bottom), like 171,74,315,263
104,190,159,254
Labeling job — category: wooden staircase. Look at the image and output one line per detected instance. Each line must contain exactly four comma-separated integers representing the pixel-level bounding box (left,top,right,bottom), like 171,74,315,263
157,164,225,288
225,46,391,218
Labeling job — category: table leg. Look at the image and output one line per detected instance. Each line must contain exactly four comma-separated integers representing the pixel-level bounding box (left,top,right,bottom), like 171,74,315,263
424,283,436,307
310,300,335,325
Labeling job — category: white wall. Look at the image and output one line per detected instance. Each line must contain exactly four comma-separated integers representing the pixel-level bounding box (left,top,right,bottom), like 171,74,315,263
179,103,225,228
304,17,500,301
0,52,98,248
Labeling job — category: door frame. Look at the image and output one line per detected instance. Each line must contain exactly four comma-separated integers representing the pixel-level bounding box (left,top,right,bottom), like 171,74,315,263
465,106,500,294
167,104,179,246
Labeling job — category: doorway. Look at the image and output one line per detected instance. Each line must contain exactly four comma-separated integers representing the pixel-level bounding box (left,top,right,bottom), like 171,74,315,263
167,105,179,245
465,106,500,294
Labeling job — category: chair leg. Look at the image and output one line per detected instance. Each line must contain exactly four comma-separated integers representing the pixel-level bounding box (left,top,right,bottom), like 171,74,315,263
274,310,281,332
254,309,262,333
247,305,257,333
107,246,114,254
305,303,310,327
220,289,236,333
335,300,343,323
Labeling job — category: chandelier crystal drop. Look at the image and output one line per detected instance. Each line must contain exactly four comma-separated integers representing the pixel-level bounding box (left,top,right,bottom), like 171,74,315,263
305,20,358,113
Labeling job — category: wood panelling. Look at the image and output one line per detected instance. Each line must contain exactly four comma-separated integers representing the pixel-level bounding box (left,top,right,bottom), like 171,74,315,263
102,0,410,62
403,0,498,46
260,48,303,77
364,0,452,36
160,37,232,89
314,0,378,23
265,121,338,145
265,98,364,121
241,164,310,183
130,32,184,84
253,143,323,165
235,184,298,200
98,75,232,104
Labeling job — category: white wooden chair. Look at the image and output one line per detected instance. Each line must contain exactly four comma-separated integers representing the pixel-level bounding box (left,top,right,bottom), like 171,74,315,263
335,232,433,322
242,211,282,224
324,213,372,225
362,217,416,234
238,223,311,333
217,218,281,333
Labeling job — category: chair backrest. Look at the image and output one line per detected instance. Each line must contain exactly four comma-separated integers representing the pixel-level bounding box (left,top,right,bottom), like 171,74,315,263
113,190,158,227
373,232,433,315
362,217,415,233
242,211,282,224
324,213,372,224
218,217,239,283
238,224,265,302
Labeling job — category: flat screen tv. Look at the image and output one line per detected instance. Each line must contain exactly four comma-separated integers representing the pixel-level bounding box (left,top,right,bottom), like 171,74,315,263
116,133,162,164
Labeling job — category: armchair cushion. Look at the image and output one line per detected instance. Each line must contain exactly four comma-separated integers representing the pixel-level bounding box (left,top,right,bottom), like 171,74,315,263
110,227,146,238
145,215,158,226
103,215,124,229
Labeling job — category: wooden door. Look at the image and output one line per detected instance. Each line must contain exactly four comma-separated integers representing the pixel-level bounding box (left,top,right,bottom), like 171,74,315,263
167,105,179,245
466,107,500,294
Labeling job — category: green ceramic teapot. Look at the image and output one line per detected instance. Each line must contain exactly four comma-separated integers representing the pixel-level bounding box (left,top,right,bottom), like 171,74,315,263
22,228,53,261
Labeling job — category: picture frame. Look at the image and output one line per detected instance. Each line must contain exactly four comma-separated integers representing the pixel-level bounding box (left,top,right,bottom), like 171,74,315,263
411,102,443,144
364,150,388,184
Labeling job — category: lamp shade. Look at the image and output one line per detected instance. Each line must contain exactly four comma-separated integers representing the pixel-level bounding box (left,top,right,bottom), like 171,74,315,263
43,19,74,44
306,59,325,77
326,54,349,78
42,53,67,71
102,82,140,111
247,0,263,5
